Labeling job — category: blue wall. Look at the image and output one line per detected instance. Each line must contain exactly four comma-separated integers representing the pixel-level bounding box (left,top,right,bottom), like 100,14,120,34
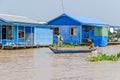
48,15,82,44
1,26,25,45
0,24,53,46
1,25,34,45
13,25,18,44
34,26,53,45
53,26,81,44
48,16,81,25
93,36,108,46
82,26,108,46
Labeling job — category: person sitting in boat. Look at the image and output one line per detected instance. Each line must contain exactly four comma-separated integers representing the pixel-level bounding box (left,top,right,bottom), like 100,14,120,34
57,33,63,48
89,39,94,50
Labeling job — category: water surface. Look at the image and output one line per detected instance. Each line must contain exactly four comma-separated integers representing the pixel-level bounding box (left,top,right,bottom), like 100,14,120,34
0,46,120,80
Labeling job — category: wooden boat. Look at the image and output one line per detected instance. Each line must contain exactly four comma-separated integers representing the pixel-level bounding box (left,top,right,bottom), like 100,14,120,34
49,46,96,54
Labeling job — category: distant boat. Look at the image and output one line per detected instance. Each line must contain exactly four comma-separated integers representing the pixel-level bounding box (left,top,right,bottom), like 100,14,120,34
49,46,96,54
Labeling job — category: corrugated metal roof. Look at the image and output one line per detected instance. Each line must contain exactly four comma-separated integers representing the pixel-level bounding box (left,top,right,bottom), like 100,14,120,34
64,13,108,25
48,13,108,26
38,22,47,24
0,14,39,24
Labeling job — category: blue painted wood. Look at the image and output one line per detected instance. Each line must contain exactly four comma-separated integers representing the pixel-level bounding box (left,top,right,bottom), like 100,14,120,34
48,13,108,26
82,25,108,46
53,26,81,44
34,26,53,45
48,15,81,25
11,22,40,27
0,25,53,46
93,36,108,46
48,14,83,45
13,25,18,44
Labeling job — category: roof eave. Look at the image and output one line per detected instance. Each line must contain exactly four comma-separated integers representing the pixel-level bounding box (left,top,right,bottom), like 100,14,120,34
82,23,109,27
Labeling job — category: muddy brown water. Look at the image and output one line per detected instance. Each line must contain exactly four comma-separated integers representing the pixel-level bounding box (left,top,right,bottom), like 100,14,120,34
0,45,120,80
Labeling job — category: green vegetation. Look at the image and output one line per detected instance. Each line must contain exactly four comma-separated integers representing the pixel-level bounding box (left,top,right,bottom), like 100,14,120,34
52,43,75,48
89,52,120,62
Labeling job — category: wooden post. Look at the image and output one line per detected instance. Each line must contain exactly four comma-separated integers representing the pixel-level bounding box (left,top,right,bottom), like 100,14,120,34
31,26,33,48
17,25,18,49
24,26,26,48
80,25,82,44
34,26,36,47
0,24,2,44
0,24,3,49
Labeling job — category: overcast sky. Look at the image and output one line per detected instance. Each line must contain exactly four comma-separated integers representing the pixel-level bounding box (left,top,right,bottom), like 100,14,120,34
0,0,120,25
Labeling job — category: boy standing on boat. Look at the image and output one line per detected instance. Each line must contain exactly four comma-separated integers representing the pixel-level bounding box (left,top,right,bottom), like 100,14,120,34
57,33,63,48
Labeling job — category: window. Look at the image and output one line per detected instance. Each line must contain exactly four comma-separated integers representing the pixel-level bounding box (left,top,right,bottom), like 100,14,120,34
2,25,6,39
2,25,13,40
54,27,60,35
70,27,77,36
7,26,12,40
19,30,24,38
94,27,108,36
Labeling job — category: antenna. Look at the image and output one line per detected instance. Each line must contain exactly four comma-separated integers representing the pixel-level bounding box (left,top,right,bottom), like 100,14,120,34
61,0,65,13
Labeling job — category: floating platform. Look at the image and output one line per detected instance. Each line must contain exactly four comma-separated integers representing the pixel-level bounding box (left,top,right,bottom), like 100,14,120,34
49,46,96,54
108,42,120,45
2,44,41,50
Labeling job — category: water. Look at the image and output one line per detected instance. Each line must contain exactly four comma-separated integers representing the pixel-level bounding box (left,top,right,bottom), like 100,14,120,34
0,46,120,80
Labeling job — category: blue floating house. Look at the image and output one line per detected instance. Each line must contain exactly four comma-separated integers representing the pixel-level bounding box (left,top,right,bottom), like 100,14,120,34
47,13,109,46
0,14,53,47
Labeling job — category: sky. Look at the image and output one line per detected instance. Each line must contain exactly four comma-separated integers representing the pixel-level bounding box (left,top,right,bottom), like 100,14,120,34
0,0,120,25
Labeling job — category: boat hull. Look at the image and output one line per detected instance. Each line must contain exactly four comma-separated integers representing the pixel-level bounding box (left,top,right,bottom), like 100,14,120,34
49,46,96,54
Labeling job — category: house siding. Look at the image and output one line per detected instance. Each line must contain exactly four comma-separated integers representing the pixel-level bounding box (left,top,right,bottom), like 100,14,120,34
34,26,53,46
53,25,81,44
48,16,81,25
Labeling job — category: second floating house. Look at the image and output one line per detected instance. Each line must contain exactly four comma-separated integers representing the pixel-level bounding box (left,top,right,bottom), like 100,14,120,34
0,14,53,48
47,13,109,46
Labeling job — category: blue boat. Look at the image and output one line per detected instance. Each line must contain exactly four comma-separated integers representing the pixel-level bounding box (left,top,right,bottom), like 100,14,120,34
49,46,96,54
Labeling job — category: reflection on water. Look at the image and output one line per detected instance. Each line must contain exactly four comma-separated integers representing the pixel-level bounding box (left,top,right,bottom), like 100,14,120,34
0,46,120,80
